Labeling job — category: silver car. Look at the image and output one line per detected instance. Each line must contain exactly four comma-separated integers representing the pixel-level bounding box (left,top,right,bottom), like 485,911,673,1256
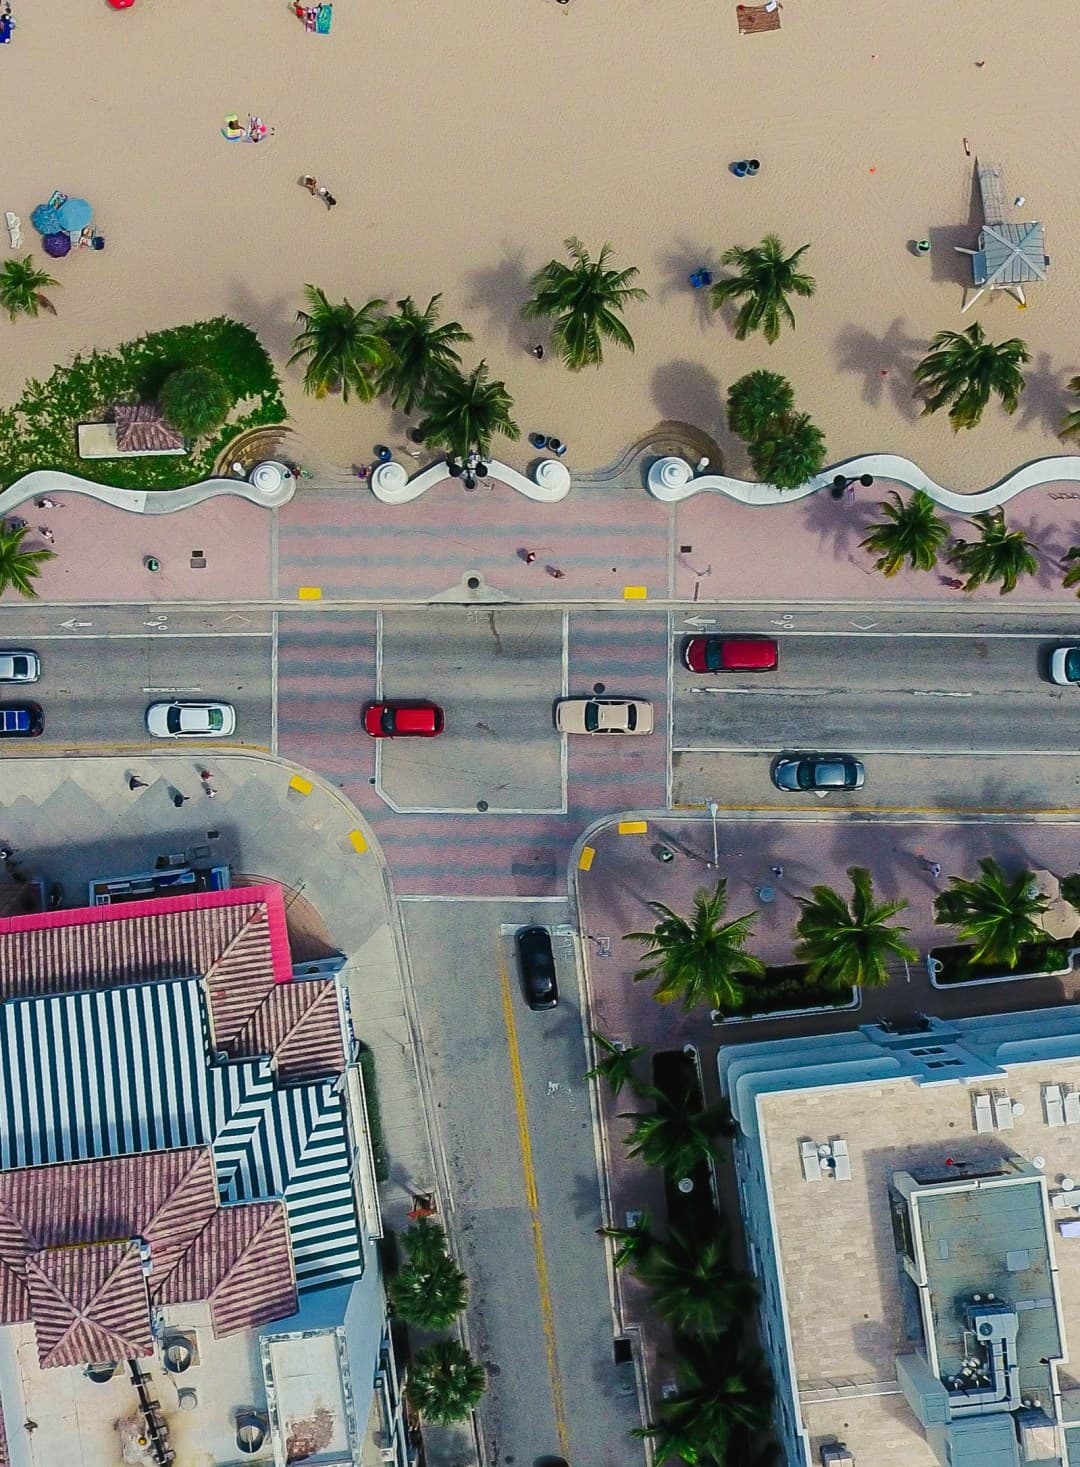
1050,647,1080,686
146,701,237,738
0,650,40,683
554,697,654,735
772,753,865,792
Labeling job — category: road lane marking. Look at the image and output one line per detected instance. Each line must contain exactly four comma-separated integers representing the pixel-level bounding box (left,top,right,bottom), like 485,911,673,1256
497,948,570,1459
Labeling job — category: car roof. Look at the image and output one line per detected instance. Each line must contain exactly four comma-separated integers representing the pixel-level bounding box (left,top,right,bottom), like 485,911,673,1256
392,705,439,732
718,637,778,669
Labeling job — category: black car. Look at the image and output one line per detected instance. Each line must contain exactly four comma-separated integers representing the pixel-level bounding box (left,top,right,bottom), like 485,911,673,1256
516,925,558,1011
0,702,43,738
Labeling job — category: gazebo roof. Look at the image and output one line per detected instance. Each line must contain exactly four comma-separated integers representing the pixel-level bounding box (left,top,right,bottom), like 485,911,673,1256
972,221,1048,288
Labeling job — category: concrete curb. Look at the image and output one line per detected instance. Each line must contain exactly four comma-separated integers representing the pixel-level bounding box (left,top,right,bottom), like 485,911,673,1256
0,466,297,516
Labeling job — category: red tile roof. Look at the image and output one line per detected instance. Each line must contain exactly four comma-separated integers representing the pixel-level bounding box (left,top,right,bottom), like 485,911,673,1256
0,886,344,1077
0,1150,297,1364
113,403,186,453
27,1242,152,1369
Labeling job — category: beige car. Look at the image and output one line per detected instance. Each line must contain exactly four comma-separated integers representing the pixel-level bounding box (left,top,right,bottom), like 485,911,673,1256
554,697,654,735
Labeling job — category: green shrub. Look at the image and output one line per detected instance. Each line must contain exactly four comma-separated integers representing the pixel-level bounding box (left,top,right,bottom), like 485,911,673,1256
159,365,233,438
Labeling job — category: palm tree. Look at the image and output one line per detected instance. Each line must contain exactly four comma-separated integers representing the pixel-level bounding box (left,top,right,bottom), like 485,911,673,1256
726,369,795,442
934,857,1047,968
634,1331,773,1464
0,523,54,599
523,237,647,370
635,1232,757,1335
376,294,472,414
289,285,390,402
795,866,917,990
709,235,815,344
625,880,765,1014
584,1031,652,1099
1060,376,1080,443
620,1091,734,1178
400,1216,450,1269
597,1212,656,1268
747,411,827,491
860,489,951,578
415,361,519,461
947,508,1038,595
407,1339,487,1426
912,322,1029,430
0,255,58,320
159,365,233,438
389,1250,468,1329
1061,546,1080,598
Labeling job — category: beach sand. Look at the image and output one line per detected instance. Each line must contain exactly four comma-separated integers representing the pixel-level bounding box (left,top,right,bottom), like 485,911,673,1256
0,0,1077,492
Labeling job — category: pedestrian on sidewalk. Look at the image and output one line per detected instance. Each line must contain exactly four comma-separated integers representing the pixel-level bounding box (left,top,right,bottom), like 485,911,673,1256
34,497,57,509
172,793,190,808
199,769,212,782
0,846,13,862
529,344,545,359
204,785,218,799
546,565,565,579
128,775,148,791
522,549,537,564
771,865,783,878
38,526,54,544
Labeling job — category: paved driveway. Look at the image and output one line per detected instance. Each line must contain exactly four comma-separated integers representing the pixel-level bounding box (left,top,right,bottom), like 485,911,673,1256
375,610,566,813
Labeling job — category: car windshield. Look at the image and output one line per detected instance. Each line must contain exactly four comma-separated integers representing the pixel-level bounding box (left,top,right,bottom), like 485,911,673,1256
9,658,27,677
380,708,397,733
796,762,815,790
1067,650,1080,683
704,641,722,671
625,705,637,731
584,703,600,732
166,707,184,734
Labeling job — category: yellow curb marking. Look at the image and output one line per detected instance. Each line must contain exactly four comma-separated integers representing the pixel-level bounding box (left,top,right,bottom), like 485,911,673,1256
622,585,648,600
348,829,368,853
578,846,596,871
297,586,323,601
288,774,314,795
497,949,570,1457
618,820,648,835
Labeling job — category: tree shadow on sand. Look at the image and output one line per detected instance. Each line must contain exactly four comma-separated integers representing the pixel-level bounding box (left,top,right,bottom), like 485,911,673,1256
834,316,923,420
654,239,719,328
229,279,302,368
1016,350,1075,437
650,359,728,444
463,246,533,353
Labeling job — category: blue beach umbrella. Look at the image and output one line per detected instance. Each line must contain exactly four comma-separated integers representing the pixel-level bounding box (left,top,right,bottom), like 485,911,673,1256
30,204,61,235
56,197,92,233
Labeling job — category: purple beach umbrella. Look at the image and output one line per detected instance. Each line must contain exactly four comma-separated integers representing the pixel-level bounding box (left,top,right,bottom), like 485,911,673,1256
42,232,72,258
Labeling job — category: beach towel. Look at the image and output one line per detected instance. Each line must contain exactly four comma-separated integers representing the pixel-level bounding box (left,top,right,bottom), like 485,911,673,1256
315,3,332,32
736,2,781,35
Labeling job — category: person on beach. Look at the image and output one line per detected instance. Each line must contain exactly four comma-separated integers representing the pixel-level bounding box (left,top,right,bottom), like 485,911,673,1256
529,344,544,359
317,186,337,209
301,176,319,195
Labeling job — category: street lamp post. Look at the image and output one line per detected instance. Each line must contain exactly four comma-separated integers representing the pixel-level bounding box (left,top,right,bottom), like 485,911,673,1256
830,472,874,501
707,799,719,868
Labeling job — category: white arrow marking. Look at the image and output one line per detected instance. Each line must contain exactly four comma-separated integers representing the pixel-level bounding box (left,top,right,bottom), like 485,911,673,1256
849,619,879,630
59,619,92,630
683,616,717,629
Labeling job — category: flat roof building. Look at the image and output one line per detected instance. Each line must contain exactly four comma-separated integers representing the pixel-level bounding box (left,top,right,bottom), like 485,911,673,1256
719,1007,1080,1467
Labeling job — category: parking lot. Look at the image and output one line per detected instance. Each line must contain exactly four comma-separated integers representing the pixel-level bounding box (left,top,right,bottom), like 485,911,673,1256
375,610,567,813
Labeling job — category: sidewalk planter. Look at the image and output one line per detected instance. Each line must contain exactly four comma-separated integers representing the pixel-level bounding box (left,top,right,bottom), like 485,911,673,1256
927,941,1077,989
713,963,859,1025
652,1049,721,1237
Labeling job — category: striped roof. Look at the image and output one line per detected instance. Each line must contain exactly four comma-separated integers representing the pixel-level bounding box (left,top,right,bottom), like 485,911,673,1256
27,1241,152,1369
0,887,344,1078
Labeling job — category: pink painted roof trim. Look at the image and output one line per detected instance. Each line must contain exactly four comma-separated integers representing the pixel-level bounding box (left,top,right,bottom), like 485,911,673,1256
0,884,294,984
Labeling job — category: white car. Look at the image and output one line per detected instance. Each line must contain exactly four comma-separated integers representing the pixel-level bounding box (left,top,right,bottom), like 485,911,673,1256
1050,647,1080,686
146,701,236,739
0,650,40,683
554,697,654,735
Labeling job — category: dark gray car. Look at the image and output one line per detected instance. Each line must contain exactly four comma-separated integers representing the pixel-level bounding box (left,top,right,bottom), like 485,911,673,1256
772,752,864,792
515,926,559,1010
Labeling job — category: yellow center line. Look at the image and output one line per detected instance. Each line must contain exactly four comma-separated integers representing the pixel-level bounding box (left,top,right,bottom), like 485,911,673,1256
497,948,570,1457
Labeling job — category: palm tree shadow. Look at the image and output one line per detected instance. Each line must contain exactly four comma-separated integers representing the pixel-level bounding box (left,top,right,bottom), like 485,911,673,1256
229,278,300,367
797,482,880,561
655,240,718,327
651,359,728,441
463,247,532,352
1012,511,1072,591
834,316,923,419
1016,350,1072,436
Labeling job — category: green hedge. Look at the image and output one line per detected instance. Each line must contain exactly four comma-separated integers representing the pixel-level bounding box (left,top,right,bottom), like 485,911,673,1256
358,1042,391,1182
0,316,285,491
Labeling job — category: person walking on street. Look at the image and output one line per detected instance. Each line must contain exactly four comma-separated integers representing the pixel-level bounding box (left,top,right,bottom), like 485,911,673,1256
128,775,148,791
172,793,190,808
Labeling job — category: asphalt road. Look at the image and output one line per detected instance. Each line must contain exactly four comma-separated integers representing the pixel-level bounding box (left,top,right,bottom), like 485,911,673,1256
0,630,273,748
401,898,643,1467
672,632,1080,754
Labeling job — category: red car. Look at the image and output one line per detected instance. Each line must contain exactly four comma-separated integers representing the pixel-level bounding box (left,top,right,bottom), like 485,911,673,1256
363,701,444,737
683,636,779,674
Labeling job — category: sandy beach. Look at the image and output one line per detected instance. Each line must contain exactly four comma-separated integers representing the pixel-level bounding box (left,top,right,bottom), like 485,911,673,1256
0,0,1077,492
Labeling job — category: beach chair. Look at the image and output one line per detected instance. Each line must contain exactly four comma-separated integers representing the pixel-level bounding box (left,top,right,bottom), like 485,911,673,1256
973,1093,993,1133
994,1093,1015,1131
1045,1084,1065,1128
1065,1090,1080,1126
5,212,21,249
831,1138,852,1182
800,1140,822,1182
